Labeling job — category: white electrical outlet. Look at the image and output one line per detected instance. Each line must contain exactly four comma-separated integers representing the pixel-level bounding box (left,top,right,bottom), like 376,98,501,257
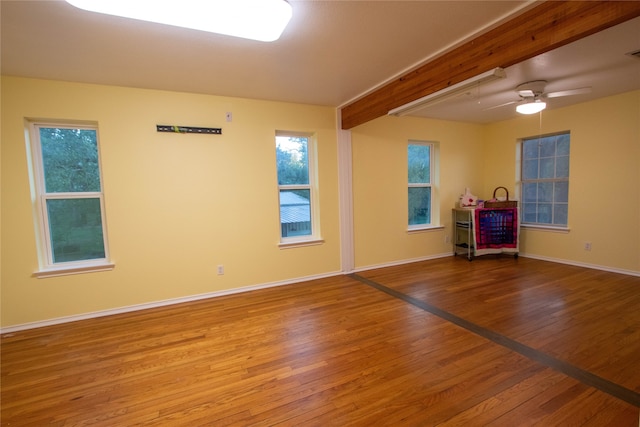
445,234,450,244
584,242,592,251
217,265,224,275
225,112,232,122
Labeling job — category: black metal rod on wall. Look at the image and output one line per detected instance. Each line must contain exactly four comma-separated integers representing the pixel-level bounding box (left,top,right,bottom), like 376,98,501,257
156,125,222,135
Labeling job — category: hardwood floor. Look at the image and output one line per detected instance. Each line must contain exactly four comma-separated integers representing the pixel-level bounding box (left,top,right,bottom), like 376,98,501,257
2,257,639,426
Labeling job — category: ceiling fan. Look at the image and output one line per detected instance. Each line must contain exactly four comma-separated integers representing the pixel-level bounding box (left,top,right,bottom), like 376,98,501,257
487,80,592,114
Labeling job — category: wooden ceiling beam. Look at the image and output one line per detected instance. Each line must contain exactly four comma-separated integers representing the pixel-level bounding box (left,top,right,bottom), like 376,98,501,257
340,1,640,129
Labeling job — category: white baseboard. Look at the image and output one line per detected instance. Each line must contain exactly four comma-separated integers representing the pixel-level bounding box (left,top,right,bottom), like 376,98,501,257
352,252,452,273
3,253,637,334
352,251,640,278
519,253,640,277
0,270,343,334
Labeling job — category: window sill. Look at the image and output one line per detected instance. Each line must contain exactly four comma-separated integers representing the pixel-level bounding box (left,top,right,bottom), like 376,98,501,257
407,225,444,234
521,224,570,233
279,238,325,249
34,262,115,278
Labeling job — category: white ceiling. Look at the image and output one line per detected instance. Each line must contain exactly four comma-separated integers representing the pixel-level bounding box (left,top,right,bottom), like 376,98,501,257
408,15,640,123
2,1,639,124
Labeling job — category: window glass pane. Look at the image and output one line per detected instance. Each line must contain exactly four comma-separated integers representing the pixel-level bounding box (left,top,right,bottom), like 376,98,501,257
40,127,101,193
554,181,569,203
522,202,537,223
408,144,430,184
538,182,553,202
276,136,309,185
279,189,311,237
46,198,105,263
522,159,539,180
522,182,537,203
522,140,538,159
539,137,556,157
556,155,570,178
539,157,555,179
554,204,568,225
408,187,431,225
556,134,570,155
537,203,552,224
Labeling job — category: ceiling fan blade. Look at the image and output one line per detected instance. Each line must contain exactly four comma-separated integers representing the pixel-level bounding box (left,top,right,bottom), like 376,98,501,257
546,87,592,98
483,100,518,111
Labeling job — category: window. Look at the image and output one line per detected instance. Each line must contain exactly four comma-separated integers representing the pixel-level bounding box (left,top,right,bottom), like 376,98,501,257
520,132,570,227
276,132,319,244
408,142,433,228
28,122,112,275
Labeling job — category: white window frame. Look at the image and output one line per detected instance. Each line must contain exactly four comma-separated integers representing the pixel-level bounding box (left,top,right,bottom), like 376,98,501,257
407,141,434,230
276,131,322,248
27,121,114,277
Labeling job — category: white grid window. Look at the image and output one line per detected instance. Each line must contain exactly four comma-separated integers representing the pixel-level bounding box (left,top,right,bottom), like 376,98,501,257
276,132,320,244
521,132,570,227
408,142,433,228
28,122,111,274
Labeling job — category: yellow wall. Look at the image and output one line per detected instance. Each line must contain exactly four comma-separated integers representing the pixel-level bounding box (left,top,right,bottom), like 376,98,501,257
2,76,638,329
1,77,341,327
350,115,485,268
349,91,639,273
484,91,640,272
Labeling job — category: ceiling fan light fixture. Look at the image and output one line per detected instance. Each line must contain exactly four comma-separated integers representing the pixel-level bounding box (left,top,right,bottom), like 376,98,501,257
516,100,546,115
64,0,293,42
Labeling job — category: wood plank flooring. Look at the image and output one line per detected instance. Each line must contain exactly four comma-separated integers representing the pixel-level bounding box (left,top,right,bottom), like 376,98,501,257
2,257,639,426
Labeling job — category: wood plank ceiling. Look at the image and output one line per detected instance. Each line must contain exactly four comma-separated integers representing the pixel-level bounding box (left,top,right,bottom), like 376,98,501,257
340,1,640,130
